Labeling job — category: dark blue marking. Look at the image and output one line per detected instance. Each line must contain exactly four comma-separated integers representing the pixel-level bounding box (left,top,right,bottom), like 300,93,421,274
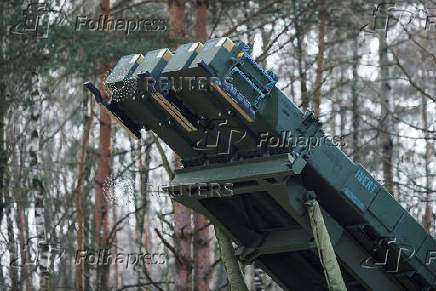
198,61,256,121
354,169,378,193
214,79,256,122
237,51,277,106
344,188,365,211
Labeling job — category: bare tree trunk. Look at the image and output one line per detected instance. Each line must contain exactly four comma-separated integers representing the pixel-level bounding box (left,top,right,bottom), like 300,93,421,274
194,0,208,41
135,138,144,289
95,1,112,289
313,0,326,116
0,9,5,287
141,135,153,254
136,134,153,288
352,34,360,163
0,99,11,288
18,205,31,291
193,2,210,290
169,0,193,289
6,206,18,290
332,66,345,151
330,98,337,139
75,95,94,291
378,33,394,195
169,0,186,37
293,0,308,111
194,214,209,290
30,70,50,291
95,83,112,291
112,204,119,289
422,95,433,231
84,151,93,291
13,124,32,290
174,198,193,291
339,69,346,150
15,147,30,290
0,102,5,229
174,154,193,291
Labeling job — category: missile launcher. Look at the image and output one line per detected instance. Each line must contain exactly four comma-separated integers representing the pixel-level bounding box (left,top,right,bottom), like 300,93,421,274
85,37,436,290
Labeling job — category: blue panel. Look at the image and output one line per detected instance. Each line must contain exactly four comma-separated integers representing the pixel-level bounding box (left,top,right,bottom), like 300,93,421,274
239,51,277,91
231,66,264,105
214,79,256,122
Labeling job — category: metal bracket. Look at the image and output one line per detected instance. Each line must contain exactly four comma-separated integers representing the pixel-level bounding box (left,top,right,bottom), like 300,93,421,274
235,228,316,264
287,153,307,175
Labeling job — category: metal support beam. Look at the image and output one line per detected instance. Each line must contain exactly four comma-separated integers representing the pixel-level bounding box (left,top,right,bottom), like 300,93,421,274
168,155,410,290
235,227,316,263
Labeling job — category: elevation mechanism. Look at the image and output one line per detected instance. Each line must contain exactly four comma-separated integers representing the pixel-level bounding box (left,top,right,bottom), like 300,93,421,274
86,38,436,290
